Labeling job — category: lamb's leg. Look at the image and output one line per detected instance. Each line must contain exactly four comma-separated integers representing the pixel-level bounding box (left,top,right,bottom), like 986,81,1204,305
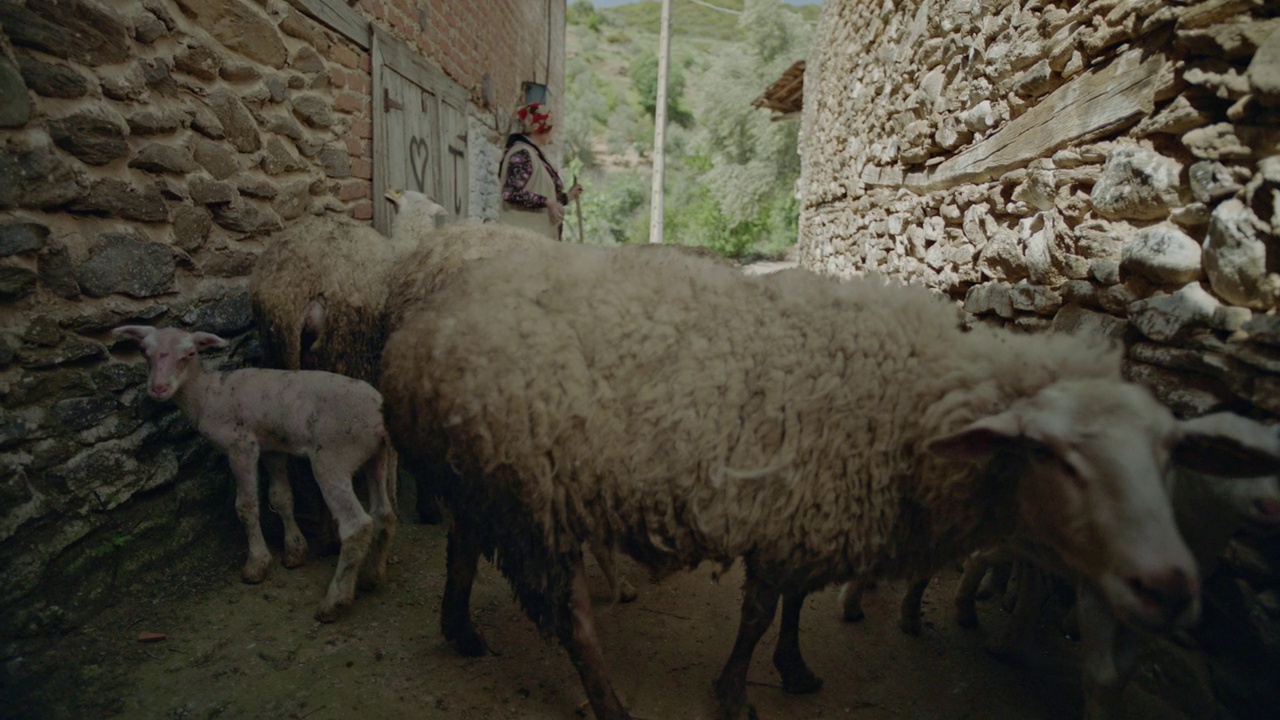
839,577,869,622
359,439,397,592
955,551,991,629
561,555,631,720
714,569,780,720
592,544,638,604
264,453,307,569
986,560,1048,661
441,522,490,656
899,574,931,636
229,447,272,583
773,589,823,694
312,464,374,623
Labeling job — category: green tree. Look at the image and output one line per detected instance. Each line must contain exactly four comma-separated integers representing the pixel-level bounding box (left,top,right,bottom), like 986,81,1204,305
628,52,693,128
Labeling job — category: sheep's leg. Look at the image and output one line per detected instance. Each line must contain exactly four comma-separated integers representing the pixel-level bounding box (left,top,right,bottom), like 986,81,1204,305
839,577,869,622
899,574,931,636
592,544,637,604
561,555,631,720
414,464,445,525
1085,576,1126,717
714,571,780,720
441,523,490,656
230,446,272,584
986,560,1048,661
312,464,374,623
773,589,823,694
264,453,308,569
359,439,397,592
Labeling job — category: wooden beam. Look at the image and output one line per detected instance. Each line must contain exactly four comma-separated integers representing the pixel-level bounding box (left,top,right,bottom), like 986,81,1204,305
289,0,371,49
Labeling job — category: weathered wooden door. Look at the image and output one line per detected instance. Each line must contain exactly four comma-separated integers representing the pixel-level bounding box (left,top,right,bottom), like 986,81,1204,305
372,28,469,234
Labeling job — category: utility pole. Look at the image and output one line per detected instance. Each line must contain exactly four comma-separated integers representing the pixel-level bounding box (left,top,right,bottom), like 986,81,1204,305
648,0,672,244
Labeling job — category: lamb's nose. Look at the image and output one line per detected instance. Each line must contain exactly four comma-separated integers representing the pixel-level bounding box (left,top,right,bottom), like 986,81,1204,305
1127,567,1197,624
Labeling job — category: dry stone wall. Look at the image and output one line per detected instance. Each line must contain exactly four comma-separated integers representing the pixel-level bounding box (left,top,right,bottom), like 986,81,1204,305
799,0,1280,714
0,0,562,638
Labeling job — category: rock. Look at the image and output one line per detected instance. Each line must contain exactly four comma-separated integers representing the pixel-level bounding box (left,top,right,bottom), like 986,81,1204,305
69,180,168,223
1022,212,1066,285
0,266,38,301
1128,282,1220,342
181,292,253,334
1073,219,1129,261
961,100,998,133
1013,59,1053,99
52,396,117,432
272,178,311,221
1091,259,1122,285
1203,199,1276,309
1133,93,1212,137
1188,161,1246,203
290,46,326,75
173,42,222,82
318,147,351,179
1125,361,1224,418
171,204,213,253
1121,223,1203,285
206,90,261,153
98,64,147,102
17,338,105,368
77,230,175,298
1052,303,1129,342
1008,282,1062,315
0,223,49,257
187,101,225,140
1170,203,1212,227
1249,25,1280,107
290,94,334,129
1090,145,1183,220
127,109,184,136
172,0,287,69
133,12,168,44
1012,169,1056,211
192,138,240,180
129,144,199,174
264,113,305,142
0,0,130,66
220,63,261,83
1177,18,1280,60
265,75,289,104
47,107,130,166
211,199,282,234
0,59,31,128
189,176,235,206
1243,315,1280,347
1183,123,1252,160
976,226,1028,281
235,176,278,200
963,281,1015,319
138,57,177,97
37,239,79,299
16,54,88,100
0,140,89,210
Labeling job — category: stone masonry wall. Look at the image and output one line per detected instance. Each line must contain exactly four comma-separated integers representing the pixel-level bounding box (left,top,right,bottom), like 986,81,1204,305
0,0,564,638
799,0,1280,714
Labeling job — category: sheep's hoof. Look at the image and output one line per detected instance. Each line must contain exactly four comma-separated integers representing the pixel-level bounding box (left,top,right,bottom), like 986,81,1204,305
240,558,271,584
357,568,385,593
443,622,491,657
780,668,823,695
282,549,307,569
314,599,349,624
617,580,639,604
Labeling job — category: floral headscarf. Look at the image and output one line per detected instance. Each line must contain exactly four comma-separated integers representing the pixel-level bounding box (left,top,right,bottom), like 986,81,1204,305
516,102,553,136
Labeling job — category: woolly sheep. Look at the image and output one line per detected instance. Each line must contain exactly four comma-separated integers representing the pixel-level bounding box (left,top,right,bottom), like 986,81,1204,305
379,238,1280,720
112,325,396,622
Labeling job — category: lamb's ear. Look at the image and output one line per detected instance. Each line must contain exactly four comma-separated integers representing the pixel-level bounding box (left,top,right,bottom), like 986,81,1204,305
384,189,404,208
428,198,448,217
925,410,1026,460
113,325,155,344
1175,412,1280,477
190,332,228,352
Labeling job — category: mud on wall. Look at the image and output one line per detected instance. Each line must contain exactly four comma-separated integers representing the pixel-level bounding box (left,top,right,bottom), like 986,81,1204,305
0,0,565,639
799,0,1280,715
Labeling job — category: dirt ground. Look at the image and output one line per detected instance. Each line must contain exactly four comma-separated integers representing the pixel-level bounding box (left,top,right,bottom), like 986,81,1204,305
4,518,1212,720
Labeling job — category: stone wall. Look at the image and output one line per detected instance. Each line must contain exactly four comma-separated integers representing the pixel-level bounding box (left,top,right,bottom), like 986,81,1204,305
799,0,1280,714
0,0,564,638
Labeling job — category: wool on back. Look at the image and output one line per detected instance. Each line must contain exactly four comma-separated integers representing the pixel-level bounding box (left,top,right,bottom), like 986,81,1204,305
383,241,1122,584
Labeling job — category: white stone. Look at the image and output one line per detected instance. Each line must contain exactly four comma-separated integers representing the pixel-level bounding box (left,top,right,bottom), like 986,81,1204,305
1203,198,1277,309
961,100,998,132
1128,282,1219,342
963,281,1015,318
1090,144,1183,220
1121,223,1203,285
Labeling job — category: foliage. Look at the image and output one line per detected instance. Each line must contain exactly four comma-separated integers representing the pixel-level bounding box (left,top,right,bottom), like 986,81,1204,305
628,52,694,128
568,0,602,32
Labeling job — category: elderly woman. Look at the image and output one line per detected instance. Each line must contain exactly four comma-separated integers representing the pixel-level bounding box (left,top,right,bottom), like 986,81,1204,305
498,102,582,240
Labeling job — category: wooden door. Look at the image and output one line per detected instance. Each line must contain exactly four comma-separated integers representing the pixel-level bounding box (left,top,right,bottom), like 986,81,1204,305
372,28,469,234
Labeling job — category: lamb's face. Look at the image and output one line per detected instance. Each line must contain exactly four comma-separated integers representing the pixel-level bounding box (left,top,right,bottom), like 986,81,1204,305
113,325,228,402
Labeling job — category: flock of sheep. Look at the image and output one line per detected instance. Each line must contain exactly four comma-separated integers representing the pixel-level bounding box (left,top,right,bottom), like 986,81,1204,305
110,192,1280,720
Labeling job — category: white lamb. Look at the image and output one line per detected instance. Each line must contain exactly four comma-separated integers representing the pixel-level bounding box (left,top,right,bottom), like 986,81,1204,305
112,325,396,623
379,238,1280,720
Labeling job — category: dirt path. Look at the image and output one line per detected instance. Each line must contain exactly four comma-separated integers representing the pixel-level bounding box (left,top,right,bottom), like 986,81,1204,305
5,522,1203,720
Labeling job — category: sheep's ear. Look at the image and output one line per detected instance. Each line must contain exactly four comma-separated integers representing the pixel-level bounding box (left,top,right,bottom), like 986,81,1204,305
925,411,1025,460
1175,412,1280,477
190,332,228,352
113,325,155,344
428,198,448,216
384,189,404,208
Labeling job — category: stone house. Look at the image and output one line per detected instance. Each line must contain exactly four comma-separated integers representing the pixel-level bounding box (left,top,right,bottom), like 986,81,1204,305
799,0,1280,714
0,0,567,637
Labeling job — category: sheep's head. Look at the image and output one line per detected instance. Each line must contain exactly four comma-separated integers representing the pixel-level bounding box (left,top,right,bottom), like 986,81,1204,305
926,380,1280,633
386,189,448,244
113,325,228,401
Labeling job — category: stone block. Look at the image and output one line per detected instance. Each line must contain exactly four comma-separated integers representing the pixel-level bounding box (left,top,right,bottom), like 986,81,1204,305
47,107,130,166
1121,223,1203,285
207,90,261,153
37,239,79,299
0,266,38,301
129,144,199,174
171,204,213,253
173,42,223,82
1249,25,1280,107
0,59,32,129
1204,198,1276,309
77,230,175,298
69,179,169,223
0,223,49,257
0,140,89,210
192,138,240,180
171,0,287,68
0,0,130,66
16,54,89,100
1090,145,1182,220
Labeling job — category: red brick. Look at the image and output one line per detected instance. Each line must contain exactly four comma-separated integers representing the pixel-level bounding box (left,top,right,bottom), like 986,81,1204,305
347,71,370,95
338,179,371,201
329,66,346,89
351,200,373,220
331,43,361,70
335,92,367,114
351,158,372,180
350,118,372,139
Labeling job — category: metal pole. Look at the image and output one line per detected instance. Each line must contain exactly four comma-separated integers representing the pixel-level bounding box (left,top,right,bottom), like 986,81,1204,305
648,0,672,244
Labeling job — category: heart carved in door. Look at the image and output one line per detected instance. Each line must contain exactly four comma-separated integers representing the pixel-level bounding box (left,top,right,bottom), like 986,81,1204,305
409,136,429,192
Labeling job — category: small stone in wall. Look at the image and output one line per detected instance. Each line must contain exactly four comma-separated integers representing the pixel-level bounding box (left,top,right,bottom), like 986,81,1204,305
174,41,223,82
47,107,130,167
0,59,29,129
188,176,236,206
220,62,261,83
187,101,226,140
129,143,199,175
1189,161,1247,203
1203,198,1277,309
318,147,351,179
1091,259,1122,285
37,239,79,299
963,281,1015,319
127,109,184,136
260,137,304,175
207,90,261,153
133,11,168,44
0,140,89,210
1128,282,1220,342
69,179,168,223
272,178,311,221
0,222,49,257
1183,123,1252,161
1052,303,1128,342
1122,223,1204,285
77,230,175,298
211,198,282,234
1170,202,1212,228
290,94,334,129
171,204,213,253
1248,24,1280,107
1090,145,1183,220
1134,94,1212,137
0,0,130,67
16,54,89,100
0,266,38,301
192,138,240,180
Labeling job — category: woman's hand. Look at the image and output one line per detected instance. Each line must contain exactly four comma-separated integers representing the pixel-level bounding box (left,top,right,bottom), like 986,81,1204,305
567,183,583,202
547,198,565,225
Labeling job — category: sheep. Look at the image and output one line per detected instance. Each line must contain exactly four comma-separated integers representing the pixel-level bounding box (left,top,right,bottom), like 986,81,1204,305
378,237,1280,720
112,325,396,623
